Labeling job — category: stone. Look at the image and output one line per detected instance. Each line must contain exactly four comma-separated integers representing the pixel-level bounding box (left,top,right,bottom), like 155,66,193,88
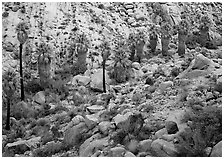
86,105,105,113
33,91,45,105
210,141,222,157
109,146,126,157
166,110,187,126
63,122,88,147
72,75,91,86
126,139,139,154
127,17,135,24
98,121,112,135
125,4,134,10
124,151,136,157
155,128,167,139
159,81,173,92
113,112,133,127
151,139,178,157
6,137,41,154
90,69,111,92
165,121,179,134
132,62,141,70
138,139,153,152
85,114,99,129
79,137,109,157
2,11,9,18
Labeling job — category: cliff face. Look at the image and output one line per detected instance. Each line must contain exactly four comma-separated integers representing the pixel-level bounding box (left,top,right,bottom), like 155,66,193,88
2,2,152,73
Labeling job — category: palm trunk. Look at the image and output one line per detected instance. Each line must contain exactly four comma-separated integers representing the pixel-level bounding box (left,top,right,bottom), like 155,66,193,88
6,97,10,130
38,53,51,88
19,44,24,101
177,33,187,56
129,44,135,61
150,37,158,53
102,60,106,93
136,40,145,63
161,37,170,56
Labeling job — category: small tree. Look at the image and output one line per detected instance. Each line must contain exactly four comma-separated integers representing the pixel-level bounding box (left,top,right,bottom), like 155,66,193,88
160,22,172,56
135,29,146,63
16,22,28,101
177,19,190,57
127,32,136,61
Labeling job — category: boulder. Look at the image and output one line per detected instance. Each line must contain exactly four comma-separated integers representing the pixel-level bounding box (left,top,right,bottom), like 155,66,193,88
132,62,141,70
63,122,89,147
90,69,111,92
6,137,41,154
138,139,153,152
155,128,168,139
151,139,178,157
113,112,133,128
124,151,136,157
12,101,33,119
33,91,45,105
86,105,105,113
126,139,139,154
210,141,222,157
109,146,126,157
98,121,112,135
165,121,179,134
159,81,173,93
72,75,91,86
79,137,109,157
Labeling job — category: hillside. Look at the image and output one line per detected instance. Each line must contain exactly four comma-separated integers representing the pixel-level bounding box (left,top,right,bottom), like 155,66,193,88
2,2,222,157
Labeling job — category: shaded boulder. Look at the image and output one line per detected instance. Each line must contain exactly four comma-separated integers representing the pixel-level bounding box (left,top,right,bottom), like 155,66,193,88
165,121,179,134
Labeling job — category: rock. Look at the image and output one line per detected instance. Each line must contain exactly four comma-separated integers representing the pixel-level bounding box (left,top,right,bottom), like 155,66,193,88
138,139,153,152
109,146,126,157
155,128,167,139
125,4,134,10
127,17,135,24
210,141,222,157
33,91,45,105
86,105,105,113
159,81,173,93
3,42,14,52
151,139,178,157
98,121,112,135
192,54,215,70
209,30,222,46
145,77,154,86
113,112,133,127
169,43,177,49
72,75,91,86
6,137,41,154
79,137,109,157
33,141,62,157
12,6,20,12
90,69,111,92
204,147,212,156
72,91,85,105
126,139,139,154
165,121,179,134
132,62,141,70
63,122,88,147
124,151,136,157
85,114,99,129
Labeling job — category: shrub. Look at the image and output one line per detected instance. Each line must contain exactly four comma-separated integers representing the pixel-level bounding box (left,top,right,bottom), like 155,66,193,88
175,105,222,156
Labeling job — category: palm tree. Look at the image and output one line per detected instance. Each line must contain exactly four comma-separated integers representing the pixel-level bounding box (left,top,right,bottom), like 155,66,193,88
160,22,172,56
16,22,28,101
177,19,190,57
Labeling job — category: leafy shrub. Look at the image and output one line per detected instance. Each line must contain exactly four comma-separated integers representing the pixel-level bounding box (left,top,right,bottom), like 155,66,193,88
25,78,43,94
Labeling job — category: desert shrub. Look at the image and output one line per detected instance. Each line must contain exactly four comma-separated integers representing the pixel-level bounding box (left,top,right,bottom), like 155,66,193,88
25,78,43,94
175,105,222,156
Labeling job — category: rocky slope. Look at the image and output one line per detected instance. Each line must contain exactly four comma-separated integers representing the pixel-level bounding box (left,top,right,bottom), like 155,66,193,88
2,2,222,157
